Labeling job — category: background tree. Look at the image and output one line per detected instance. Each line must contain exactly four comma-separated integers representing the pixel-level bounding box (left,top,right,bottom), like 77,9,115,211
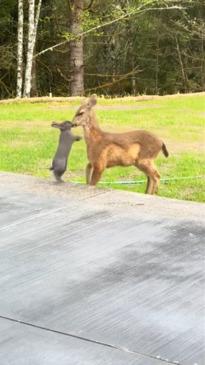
0,0,204,98
68,0,84,96
16,0,24,98
23,0,42,97
0,0,16,98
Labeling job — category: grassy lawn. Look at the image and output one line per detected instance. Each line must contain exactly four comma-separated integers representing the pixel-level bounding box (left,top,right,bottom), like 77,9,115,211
0,94,204,202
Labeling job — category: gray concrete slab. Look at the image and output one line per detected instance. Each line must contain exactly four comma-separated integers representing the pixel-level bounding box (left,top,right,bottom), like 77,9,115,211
0,317,176,365
0,172,205,365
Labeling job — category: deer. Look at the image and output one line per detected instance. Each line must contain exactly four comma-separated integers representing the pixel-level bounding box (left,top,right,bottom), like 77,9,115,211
50,121,81,182
72,95,169,194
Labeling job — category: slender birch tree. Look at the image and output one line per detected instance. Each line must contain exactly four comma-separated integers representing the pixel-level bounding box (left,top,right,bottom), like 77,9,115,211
16,0,24,98
23,0,42,97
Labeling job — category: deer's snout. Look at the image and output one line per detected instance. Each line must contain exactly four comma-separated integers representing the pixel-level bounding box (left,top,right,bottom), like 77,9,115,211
71,122,78,127
71,117,79,127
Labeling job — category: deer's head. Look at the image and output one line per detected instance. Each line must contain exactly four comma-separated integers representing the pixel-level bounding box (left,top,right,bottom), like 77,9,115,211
72,94,97,127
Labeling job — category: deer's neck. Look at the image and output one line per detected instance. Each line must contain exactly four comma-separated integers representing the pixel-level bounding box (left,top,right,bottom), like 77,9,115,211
83,114,103,145
83,115,104,163
83,124,102,144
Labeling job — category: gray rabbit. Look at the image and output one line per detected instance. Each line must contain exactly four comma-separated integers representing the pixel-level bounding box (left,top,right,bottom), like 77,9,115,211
50,121,81,182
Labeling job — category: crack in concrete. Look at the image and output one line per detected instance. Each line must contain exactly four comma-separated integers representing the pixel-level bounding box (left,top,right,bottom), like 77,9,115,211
0,315,180,365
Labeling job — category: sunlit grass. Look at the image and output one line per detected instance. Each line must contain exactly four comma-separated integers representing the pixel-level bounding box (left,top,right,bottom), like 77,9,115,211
0,93,204,202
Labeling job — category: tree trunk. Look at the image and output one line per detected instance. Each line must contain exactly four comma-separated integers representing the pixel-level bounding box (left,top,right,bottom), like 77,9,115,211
16,0,24,98
69,0,84,96
23,0,42,97
155,31,160,95
32,0,42,96
201,29,205,89
31,49,37,96
131,57,136,95
175,35,189,93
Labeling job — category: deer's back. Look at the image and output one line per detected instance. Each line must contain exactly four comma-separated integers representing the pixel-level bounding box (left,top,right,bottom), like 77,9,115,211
88,129,163,167
106,130,163,155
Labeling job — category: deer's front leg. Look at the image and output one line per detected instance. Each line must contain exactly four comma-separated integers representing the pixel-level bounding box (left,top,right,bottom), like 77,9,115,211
85,163,93,184
89,165,103,186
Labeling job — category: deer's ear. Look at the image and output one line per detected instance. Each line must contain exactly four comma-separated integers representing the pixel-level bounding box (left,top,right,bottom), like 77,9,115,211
87,94,97,108
80,97,86,105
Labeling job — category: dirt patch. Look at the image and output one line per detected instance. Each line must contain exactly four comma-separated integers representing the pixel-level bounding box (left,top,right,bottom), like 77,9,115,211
47,104,159,111
165,140,205,154
1,92,205,104
96,104,159,110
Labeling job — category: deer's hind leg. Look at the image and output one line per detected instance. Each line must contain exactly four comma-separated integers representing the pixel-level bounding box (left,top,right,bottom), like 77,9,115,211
136,159,160,195
145,176,151,194
151,161,160,194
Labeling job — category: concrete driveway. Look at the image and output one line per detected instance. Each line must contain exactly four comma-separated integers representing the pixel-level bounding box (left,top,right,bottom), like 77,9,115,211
0,172,204,365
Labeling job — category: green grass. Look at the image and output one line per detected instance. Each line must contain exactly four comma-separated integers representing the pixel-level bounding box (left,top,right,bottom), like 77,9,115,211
0,93,205,202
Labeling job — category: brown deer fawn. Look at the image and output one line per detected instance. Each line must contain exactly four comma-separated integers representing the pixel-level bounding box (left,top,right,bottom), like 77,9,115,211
72,95,169,194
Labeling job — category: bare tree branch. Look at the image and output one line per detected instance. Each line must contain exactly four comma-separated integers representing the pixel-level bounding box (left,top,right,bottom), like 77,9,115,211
83,0,95,11
85,67,143,93
34,4,184,59
67,0,72,12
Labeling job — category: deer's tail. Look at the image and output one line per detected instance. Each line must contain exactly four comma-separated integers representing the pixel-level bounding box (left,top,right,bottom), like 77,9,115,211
162,143,169,158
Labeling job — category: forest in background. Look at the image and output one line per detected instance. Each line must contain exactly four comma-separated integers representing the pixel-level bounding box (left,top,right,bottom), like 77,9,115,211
0,0,205,99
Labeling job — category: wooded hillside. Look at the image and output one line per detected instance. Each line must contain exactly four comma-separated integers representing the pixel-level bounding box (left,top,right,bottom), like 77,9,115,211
1,0,204,98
